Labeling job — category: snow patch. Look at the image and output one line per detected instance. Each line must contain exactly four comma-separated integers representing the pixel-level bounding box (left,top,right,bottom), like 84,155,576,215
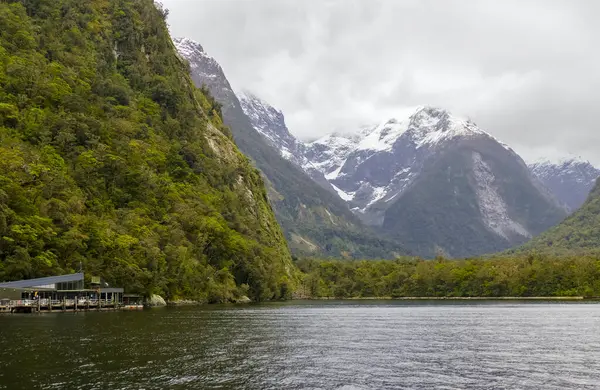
366,186,388,207
355,119,408,152
331,183,355,201
280,149,293,160
325,165,343,180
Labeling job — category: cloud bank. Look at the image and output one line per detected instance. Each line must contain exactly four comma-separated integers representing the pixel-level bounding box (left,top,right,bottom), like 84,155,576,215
162,0,600,164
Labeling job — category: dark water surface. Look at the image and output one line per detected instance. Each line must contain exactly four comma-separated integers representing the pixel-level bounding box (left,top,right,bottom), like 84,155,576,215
1,300,600,389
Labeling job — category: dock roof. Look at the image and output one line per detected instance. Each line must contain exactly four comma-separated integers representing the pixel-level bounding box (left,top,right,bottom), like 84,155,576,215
0,273,84,289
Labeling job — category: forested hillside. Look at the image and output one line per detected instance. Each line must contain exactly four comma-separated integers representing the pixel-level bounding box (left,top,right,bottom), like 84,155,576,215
516,179,600,254
0,0,294,301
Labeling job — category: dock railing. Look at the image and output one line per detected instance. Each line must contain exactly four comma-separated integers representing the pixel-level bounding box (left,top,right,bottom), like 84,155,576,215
3,298,120,312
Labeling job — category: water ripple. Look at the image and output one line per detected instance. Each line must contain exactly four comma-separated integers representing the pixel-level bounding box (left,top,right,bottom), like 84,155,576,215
1,301,600,389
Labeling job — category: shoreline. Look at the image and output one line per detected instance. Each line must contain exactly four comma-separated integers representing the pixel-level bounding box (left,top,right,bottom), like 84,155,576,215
306,296,594,301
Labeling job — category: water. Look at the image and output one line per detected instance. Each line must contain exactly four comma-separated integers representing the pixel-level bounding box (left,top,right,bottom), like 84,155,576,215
1,300,600,389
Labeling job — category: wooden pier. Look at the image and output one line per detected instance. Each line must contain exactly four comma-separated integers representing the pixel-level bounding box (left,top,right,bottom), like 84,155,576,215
1,298,123,314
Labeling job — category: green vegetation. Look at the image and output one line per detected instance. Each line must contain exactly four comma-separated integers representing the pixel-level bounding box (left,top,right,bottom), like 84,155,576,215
0,0,294,302
516,179,600,254
296,254,600,298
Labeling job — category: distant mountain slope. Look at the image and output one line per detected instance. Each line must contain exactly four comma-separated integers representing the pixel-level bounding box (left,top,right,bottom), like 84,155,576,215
529,157,600,212
175,38,407,258
381,132,567,258
242,101,567,258
517,179,600,254
237,90,304,166
238,90,337,193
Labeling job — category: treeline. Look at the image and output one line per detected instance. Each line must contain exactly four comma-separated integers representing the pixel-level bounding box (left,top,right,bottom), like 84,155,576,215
295,254,600,298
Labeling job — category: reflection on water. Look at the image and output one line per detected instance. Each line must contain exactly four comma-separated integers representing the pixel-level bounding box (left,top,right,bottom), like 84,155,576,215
1,300,600,389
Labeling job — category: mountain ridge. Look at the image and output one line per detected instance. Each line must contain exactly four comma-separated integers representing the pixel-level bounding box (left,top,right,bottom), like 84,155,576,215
237,92,568,258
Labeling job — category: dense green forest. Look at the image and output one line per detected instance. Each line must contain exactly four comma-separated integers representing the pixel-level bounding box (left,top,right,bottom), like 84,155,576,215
295,254,600,298
0,0,294,302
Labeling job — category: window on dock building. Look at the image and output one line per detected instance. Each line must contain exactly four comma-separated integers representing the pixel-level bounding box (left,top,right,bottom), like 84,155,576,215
56,279,84,291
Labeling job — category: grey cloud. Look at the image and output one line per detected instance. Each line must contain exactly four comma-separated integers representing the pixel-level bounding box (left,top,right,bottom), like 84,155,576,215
162,0,600,164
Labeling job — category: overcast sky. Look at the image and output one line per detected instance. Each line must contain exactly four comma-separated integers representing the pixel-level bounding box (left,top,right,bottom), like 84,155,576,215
162,0,599,164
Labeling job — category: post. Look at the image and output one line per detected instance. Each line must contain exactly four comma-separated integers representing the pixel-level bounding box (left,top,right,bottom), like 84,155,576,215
74,296,78,312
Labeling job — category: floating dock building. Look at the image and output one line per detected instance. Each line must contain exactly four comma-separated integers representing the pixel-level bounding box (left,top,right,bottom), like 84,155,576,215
0,273,125,313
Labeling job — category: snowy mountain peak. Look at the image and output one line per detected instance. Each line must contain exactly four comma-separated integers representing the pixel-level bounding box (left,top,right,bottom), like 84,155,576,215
237,89,274,110
173,37,222,75
530,154,592,168
529,156,600,211
354,118,406,152
238,90,285,134
237,90,304,163
349,106,503,153
405,106,494,149
409,106,450,127
173,37,204,56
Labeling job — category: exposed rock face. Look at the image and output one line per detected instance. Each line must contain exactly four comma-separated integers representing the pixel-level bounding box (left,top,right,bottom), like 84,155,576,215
471,151,531,240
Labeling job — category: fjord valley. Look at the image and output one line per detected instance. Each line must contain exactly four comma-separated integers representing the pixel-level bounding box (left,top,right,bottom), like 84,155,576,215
1,0,600,302
3,1,600,389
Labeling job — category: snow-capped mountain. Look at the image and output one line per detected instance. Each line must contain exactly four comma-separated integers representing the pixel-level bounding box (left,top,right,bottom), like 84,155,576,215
306,107,513,219
175,37,408,259
238,95,567,258
529,156,600,212
175,37,567,258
